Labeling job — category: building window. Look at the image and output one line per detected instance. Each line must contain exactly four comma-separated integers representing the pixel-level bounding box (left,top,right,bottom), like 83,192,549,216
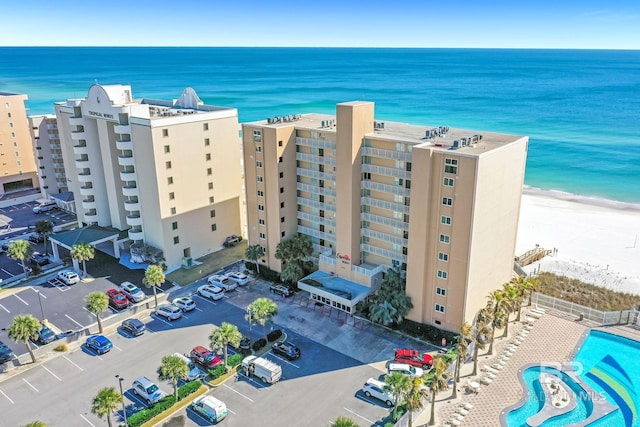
441,216,452,225
207,168,212,175
442,197,453,207
280,202,285,208
173,236,180,244
171,207,176,215
443,177,454,187
278,156,283,163
258,204,265,211
211,224,217,231
259,218,265,225
280,216,285,223
257,176,263,183
438,252,449,262
169,192,175,200
172,221,178,230
210,209,216,218
253,130,262,142
164,145,170,153
206,153,211,161
257,190,264,197
278,140,283,147
256,161,262,168
166,161,172,169
167,177,174,185
256,145,262,152
445,158,458,174
279,172,284,178
435,304,445,313
209,196,214,204
203,123,209,131
204,138,210,146
439,234,450,244
259,232,266,239
436,287,446,296
437,270,448,279
208,182,213,190
280,187,284,193
281,231,286,237
362,172,371,180
162,129,169,137
9,122,14,128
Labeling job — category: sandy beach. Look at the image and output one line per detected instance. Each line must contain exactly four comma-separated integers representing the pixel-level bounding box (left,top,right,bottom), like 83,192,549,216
516,188,640,295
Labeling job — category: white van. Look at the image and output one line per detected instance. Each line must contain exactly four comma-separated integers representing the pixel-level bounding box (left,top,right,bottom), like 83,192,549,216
190,395,228,422
173,352,202,381
33,200,57,214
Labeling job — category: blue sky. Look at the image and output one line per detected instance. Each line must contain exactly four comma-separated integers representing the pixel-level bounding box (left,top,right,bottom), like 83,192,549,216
2,0,639,48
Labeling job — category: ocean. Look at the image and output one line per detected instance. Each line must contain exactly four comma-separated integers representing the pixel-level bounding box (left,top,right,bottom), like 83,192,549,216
1,47,639,203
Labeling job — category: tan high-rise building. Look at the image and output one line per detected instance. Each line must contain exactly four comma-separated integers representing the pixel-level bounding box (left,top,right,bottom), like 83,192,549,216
55,84,245,269
0,92,39,195
29,115,69,196
242,101,527,332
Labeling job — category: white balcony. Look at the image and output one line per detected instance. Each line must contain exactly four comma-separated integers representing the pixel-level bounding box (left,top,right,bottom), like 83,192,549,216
77,173,92,183
361,197,410,214
120,171,137,182
114,124,131,134
72,144,89,155
79,186,95,197
361,164,411,180
361,146,412,162
296,182,336,198
128,229,144,241
122,185,139,197
126,214,143,226
75,158,89,169
118,155,135,167
296,137,336,150
68,117,84,126
116,139,133,151
71,130,86,141
84,212,98,223
124,200,141,211
295,152,336,167
81,199,97,210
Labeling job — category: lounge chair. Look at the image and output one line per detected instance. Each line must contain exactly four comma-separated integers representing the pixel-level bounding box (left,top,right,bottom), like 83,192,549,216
528,311,543,319
483,365,499,374
491,363,504,370
480,376,493,385
457,407,469,416
461,402,474,410
485,372,497,379
452,413,465,420
534,305,547,313
449,419,461,426
524,323,534,330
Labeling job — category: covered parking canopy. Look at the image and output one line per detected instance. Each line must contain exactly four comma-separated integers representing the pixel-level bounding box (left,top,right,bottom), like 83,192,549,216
49,224,121,272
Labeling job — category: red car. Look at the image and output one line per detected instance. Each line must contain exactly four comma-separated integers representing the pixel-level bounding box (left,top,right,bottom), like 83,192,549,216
394,349,433,369
190,346,222,369
106,289,131,310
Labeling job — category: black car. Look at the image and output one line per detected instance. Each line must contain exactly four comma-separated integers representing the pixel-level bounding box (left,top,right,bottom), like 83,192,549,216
121,318,146,336
230,337,251,353
272,341,301,360
31,252,50,266
0,341,15,364
28,233,45,243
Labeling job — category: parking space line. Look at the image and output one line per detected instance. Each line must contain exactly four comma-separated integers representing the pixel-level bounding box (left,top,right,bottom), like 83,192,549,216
63,355,84,371
23,378,39,392
237,373,272,390
343,407,374,424
113,344,122,352
1,268,15,277
194,306,203,312
13,294,29,305
267,352,300,369
42,365,62,381
80,414,96,426
193,295,216,305
0,389,14,404
222,384,254,402
152,315,173,327
65,314,84,328
32,288,47,299
0,303,9,313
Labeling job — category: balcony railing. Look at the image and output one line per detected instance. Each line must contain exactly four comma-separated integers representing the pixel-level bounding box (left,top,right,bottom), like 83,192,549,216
296,167,336,182
296,211,336,228
296,182,336,198
122,185,139,197
361,197,410,214
361,244,407,263
361,164,411,180
361,212,409,231
297,225,336,243
361,146,412,162
361,180,410,197
116,139,133,151
296,137,336,150
295,152,336,167
296,196,335,212
118,155,135,167
361,228,407,246
352,263,389,277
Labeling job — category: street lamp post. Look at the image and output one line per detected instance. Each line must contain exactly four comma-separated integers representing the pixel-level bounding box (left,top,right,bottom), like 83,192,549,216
36,291,45,322
115,374,128,426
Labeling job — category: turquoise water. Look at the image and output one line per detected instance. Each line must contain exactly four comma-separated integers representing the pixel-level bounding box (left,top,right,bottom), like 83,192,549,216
506,366,594,427
0,47,639,203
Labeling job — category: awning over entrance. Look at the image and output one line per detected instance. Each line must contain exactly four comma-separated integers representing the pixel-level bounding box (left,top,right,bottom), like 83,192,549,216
49,224,122,272
298,270,374,314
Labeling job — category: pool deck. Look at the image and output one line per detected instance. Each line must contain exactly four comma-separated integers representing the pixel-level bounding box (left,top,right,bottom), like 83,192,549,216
416,308,640,427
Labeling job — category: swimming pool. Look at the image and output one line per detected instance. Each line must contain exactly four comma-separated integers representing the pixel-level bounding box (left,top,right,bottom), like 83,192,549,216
503,330,640,426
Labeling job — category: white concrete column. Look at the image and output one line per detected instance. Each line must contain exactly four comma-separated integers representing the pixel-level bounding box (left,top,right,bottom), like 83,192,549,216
113,239,120,258
51,243,61,261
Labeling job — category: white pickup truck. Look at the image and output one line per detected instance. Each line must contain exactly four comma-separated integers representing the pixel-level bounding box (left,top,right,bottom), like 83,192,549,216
241,355,282,384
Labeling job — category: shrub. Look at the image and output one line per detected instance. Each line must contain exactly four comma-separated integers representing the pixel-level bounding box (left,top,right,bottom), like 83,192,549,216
177,380,202,400
208,364,228,379
244,261,256,272
228,353,243,367
53,343,68,352
267,329,283,342
400,318,457,344
127,395,176,427
257,266,280,282
252,338,267,351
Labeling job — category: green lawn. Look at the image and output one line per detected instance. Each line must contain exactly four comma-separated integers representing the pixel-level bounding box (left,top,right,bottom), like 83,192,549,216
167,241,248,286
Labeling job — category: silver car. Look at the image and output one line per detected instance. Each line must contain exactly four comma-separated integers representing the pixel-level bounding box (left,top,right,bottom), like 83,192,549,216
154,304,183,320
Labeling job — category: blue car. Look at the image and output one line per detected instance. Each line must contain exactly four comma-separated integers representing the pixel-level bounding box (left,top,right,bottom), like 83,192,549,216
86,335,113,355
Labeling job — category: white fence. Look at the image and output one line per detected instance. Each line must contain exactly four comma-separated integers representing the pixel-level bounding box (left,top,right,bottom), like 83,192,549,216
532,292,640,326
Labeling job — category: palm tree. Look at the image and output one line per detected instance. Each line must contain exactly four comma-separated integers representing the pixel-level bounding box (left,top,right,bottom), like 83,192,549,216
280,261,305,284
143,264,165,307
406,377,430,427
425,355,451,426
384,371,411,421
7,314,41,363
368,266,413,326
246,298,278,341
7,240,34,277
451,321,472,398
333,416,360,427
209,322,242,366
245,244,264,274
85,292,109,334
70,242,94,278
501,282,519,337
369,301,398,326
23,422,47,427
159,354,189,400
486,289,515,355
471,307,493,376
34,220,54,255
91,387,122,427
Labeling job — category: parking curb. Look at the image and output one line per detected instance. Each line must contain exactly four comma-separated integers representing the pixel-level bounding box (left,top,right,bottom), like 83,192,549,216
141,383,209,427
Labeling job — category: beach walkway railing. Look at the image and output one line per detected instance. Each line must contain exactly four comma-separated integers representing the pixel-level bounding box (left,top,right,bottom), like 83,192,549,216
532,292,639,326
515,246,552,267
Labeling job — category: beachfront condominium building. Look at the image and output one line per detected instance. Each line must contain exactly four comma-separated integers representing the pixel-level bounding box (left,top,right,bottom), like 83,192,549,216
0,92,39,196
28,115,69,196
242,101,527,332
55,84,245,268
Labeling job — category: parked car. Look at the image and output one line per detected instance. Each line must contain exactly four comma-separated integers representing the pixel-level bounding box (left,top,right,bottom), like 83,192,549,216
269,284,292,297
223,234,243,247
230,337,252,353
121,318,146,336
57,270,80,285
28,233,45,243
197,284,225,301
154,304,183,320
190,345,222,369
227,271,250,286
271,341,301,360
362,378,394,406
85,335,113,354
172,296,196,312
190,395,228,423
0,341,15,364
32,200,57,213
34,325,56,345
30,252,50,266
119,281,146,303
394,349,433,369
106,289,131,310
132,376,165,406
207,274,237,291
172,352,203,381
387,363,424,378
